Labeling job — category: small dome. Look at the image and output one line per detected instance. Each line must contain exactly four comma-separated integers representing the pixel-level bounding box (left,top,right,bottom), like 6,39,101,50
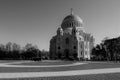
57,27,63,31
57,27,63,35
61,14,83,30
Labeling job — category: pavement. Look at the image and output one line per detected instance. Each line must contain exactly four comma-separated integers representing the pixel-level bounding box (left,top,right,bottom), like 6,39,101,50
0,61,120,79
0,68,120,79
0,61,87,67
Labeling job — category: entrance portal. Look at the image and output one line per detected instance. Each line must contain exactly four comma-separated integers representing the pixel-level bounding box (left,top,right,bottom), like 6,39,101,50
64,49,69,59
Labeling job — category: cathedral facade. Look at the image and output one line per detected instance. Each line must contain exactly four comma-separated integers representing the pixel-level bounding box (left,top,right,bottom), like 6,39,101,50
49,13,94,60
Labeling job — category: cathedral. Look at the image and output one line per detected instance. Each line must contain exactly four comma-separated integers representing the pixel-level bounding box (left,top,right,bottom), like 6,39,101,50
49,12,94,60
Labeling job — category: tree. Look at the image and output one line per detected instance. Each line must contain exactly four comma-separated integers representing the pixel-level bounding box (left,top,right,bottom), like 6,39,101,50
0,42,41,60
91,43,106,61
12,43,21,59
103,37,120,62
41,49,49,60
22,43,41,60
0,44,6,59
6,42,12,52
5,42,13,59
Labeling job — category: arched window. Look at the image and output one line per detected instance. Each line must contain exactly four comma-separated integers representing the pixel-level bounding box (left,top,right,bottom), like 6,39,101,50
79,38,81,40
81,52,83,55
73,46,76,49
72,22,73,27
73,29,76,33
70,23,72,27
65,38,69,44
58,46,61,49
67,23,68,27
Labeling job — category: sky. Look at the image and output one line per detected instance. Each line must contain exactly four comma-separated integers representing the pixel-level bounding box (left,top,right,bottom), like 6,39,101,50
0,0,120,51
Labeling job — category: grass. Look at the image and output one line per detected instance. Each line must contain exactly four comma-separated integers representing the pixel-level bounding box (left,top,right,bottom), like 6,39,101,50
1,61,120,80
1,62,120,72
1,73,120,80
0,60,19,63
12,61,74,65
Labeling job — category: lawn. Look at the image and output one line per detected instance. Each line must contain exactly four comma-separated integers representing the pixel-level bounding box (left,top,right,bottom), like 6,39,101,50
1,61,120,72
1,61,120,80
1,73,120,80
12,60,74,65
0,60,19,63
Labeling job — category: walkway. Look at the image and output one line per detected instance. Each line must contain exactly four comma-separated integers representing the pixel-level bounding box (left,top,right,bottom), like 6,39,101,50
0,61,120,79
0,61,87,67
0,68,120,79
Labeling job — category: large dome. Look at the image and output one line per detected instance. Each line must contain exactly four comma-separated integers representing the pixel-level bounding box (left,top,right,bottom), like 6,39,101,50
61,14,83,30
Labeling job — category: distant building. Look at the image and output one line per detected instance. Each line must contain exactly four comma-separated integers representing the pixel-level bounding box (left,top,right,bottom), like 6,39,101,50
49,12,94,60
